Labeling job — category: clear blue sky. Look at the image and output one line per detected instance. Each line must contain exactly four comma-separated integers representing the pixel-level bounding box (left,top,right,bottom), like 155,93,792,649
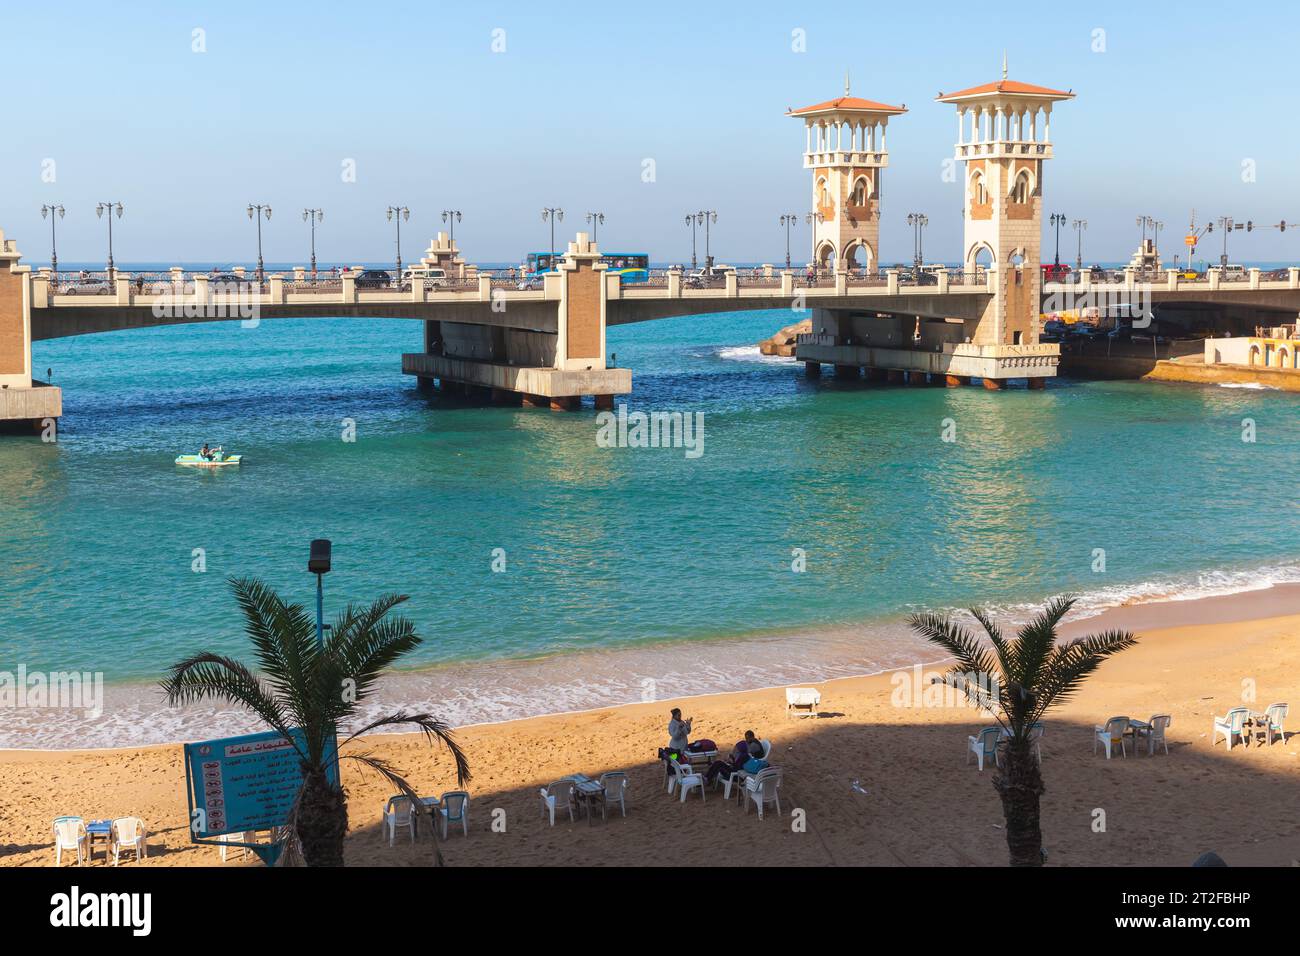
3,1,1298,266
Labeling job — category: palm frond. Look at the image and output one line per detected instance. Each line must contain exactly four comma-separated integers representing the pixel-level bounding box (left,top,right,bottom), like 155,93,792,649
159,653,303,761
1029,628,1137,722
344,752,445,867
1007,594,1076,689
341,712,471,786
908,611,998,679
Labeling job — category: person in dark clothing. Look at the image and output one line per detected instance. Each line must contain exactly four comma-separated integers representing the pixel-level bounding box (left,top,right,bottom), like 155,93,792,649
704,730,763,784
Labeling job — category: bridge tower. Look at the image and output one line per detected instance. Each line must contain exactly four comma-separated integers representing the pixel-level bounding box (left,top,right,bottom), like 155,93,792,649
936,61,1073,352
788,78,906,275
0,229,62,431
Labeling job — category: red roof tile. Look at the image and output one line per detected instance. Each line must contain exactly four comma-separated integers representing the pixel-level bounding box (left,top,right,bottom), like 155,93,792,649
935,80,1073,102
788,96,907,116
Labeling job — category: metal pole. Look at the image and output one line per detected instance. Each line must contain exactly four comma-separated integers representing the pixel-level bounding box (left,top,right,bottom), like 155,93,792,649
315,573,324,648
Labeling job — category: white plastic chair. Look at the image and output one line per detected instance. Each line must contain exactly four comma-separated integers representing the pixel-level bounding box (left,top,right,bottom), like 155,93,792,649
438,791,469,838
1026,722,1045,763
381,795,416,845
540,779,575,826
1134,714,1171,756
598,772,628,818
110,817,147,865
52,817,87,867
669,761,706,803
759,738,773,760
1093,716,1130,759
967,726,1001,770
1259,703,1288,745
744,768,783,819
1212,707,1249,751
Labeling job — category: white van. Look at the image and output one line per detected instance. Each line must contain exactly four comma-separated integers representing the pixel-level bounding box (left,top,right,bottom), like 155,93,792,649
400,266,449,290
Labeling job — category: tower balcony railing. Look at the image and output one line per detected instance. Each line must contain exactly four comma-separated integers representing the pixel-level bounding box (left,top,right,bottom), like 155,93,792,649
955,141,1052,159
803,149,887,167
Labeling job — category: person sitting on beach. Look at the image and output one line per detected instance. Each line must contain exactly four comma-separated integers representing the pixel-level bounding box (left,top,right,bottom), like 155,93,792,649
705,730,762,784
667,708,692,753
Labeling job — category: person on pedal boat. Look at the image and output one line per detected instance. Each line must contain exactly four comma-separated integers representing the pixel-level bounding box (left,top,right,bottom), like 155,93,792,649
200,443,215,461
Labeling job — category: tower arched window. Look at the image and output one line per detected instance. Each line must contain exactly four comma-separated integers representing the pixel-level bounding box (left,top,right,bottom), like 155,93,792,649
1011,170,1032,204
851,177,868,206
970,170,987,206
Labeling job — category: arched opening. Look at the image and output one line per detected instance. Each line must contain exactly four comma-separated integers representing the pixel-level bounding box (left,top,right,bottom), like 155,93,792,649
1249,345,1261,367
1013,331,1024,345
1009,250,1026,286
967,242,995,274
814,241,836,273
844,241,873,275
969,169,988,206
816,177,829,209
1010,169,1032,204
1278,347,1290,369
850,176,870,207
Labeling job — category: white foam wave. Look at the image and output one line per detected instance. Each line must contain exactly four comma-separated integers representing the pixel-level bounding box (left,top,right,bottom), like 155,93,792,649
6,561,1299,750
715,345,792,365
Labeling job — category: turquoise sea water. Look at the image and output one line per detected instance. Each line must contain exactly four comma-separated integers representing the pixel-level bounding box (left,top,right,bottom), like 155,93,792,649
2,302,1299,745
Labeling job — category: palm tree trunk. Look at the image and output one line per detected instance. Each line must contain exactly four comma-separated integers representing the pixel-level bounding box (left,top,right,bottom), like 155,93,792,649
296,768,348,867
994,739,1045,866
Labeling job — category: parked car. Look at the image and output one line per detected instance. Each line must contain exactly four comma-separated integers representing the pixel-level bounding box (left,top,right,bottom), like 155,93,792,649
516,273,546,291
354,269,393,289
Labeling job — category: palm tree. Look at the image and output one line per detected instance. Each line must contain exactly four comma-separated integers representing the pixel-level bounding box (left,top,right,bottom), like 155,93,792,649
908,595,1136,867
162,576,470,866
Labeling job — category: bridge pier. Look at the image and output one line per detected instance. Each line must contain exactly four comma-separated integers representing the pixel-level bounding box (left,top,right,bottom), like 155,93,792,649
804,361,821,378
403,232,630,411
0,231,62,433
833,364,860,380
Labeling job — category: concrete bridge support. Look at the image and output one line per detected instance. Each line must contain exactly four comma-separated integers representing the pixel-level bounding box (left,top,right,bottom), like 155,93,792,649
402,232,630,409
0,231,61,432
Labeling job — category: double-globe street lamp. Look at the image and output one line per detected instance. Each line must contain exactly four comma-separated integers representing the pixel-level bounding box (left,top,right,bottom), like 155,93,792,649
95,202,124,278
41,204,65,281
542,207,564,263
303,208,323,280
442,209,462,247
247,204,272,284
906,212,929,272
779,213,798,269
1072,219,1087,272
387,205,410,277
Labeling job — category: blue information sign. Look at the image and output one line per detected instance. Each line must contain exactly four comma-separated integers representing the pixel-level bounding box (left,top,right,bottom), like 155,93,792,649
183,728,338,863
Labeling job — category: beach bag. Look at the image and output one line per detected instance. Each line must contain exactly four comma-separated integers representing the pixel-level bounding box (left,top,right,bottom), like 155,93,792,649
743,757,769,774
687,738,716,753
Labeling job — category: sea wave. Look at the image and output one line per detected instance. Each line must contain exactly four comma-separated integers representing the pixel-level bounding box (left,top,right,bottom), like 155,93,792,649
714,345,792,364
4,560,1298,750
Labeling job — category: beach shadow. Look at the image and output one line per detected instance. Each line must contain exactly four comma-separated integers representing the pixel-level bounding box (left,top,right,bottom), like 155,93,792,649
337,710,1300,868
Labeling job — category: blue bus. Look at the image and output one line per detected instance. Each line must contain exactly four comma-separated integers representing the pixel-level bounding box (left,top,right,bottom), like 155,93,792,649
523,251,650,284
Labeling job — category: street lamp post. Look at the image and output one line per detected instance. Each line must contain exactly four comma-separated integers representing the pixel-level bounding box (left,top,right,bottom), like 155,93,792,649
778,213,798,269
387,205,410,278
1049,213,1065,266
247,204,272,284
302,208,323,280
1152,220,1164,264
804,211,824,272
307,539,332,648
541,207,564,263
441,209,462,247
585,211,605,243
685,213,699,270
95,202,123,279
697,210,718,270
1072,219,1087,273
41,204,65,280
906,212,929,272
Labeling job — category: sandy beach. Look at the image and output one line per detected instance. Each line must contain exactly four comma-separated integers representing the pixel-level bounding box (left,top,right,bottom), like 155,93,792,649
3,589,1298,868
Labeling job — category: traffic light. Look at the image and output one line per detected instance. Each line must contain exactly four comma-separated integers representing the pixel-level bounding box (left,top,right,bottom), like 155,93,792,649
1246,220,1254,232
